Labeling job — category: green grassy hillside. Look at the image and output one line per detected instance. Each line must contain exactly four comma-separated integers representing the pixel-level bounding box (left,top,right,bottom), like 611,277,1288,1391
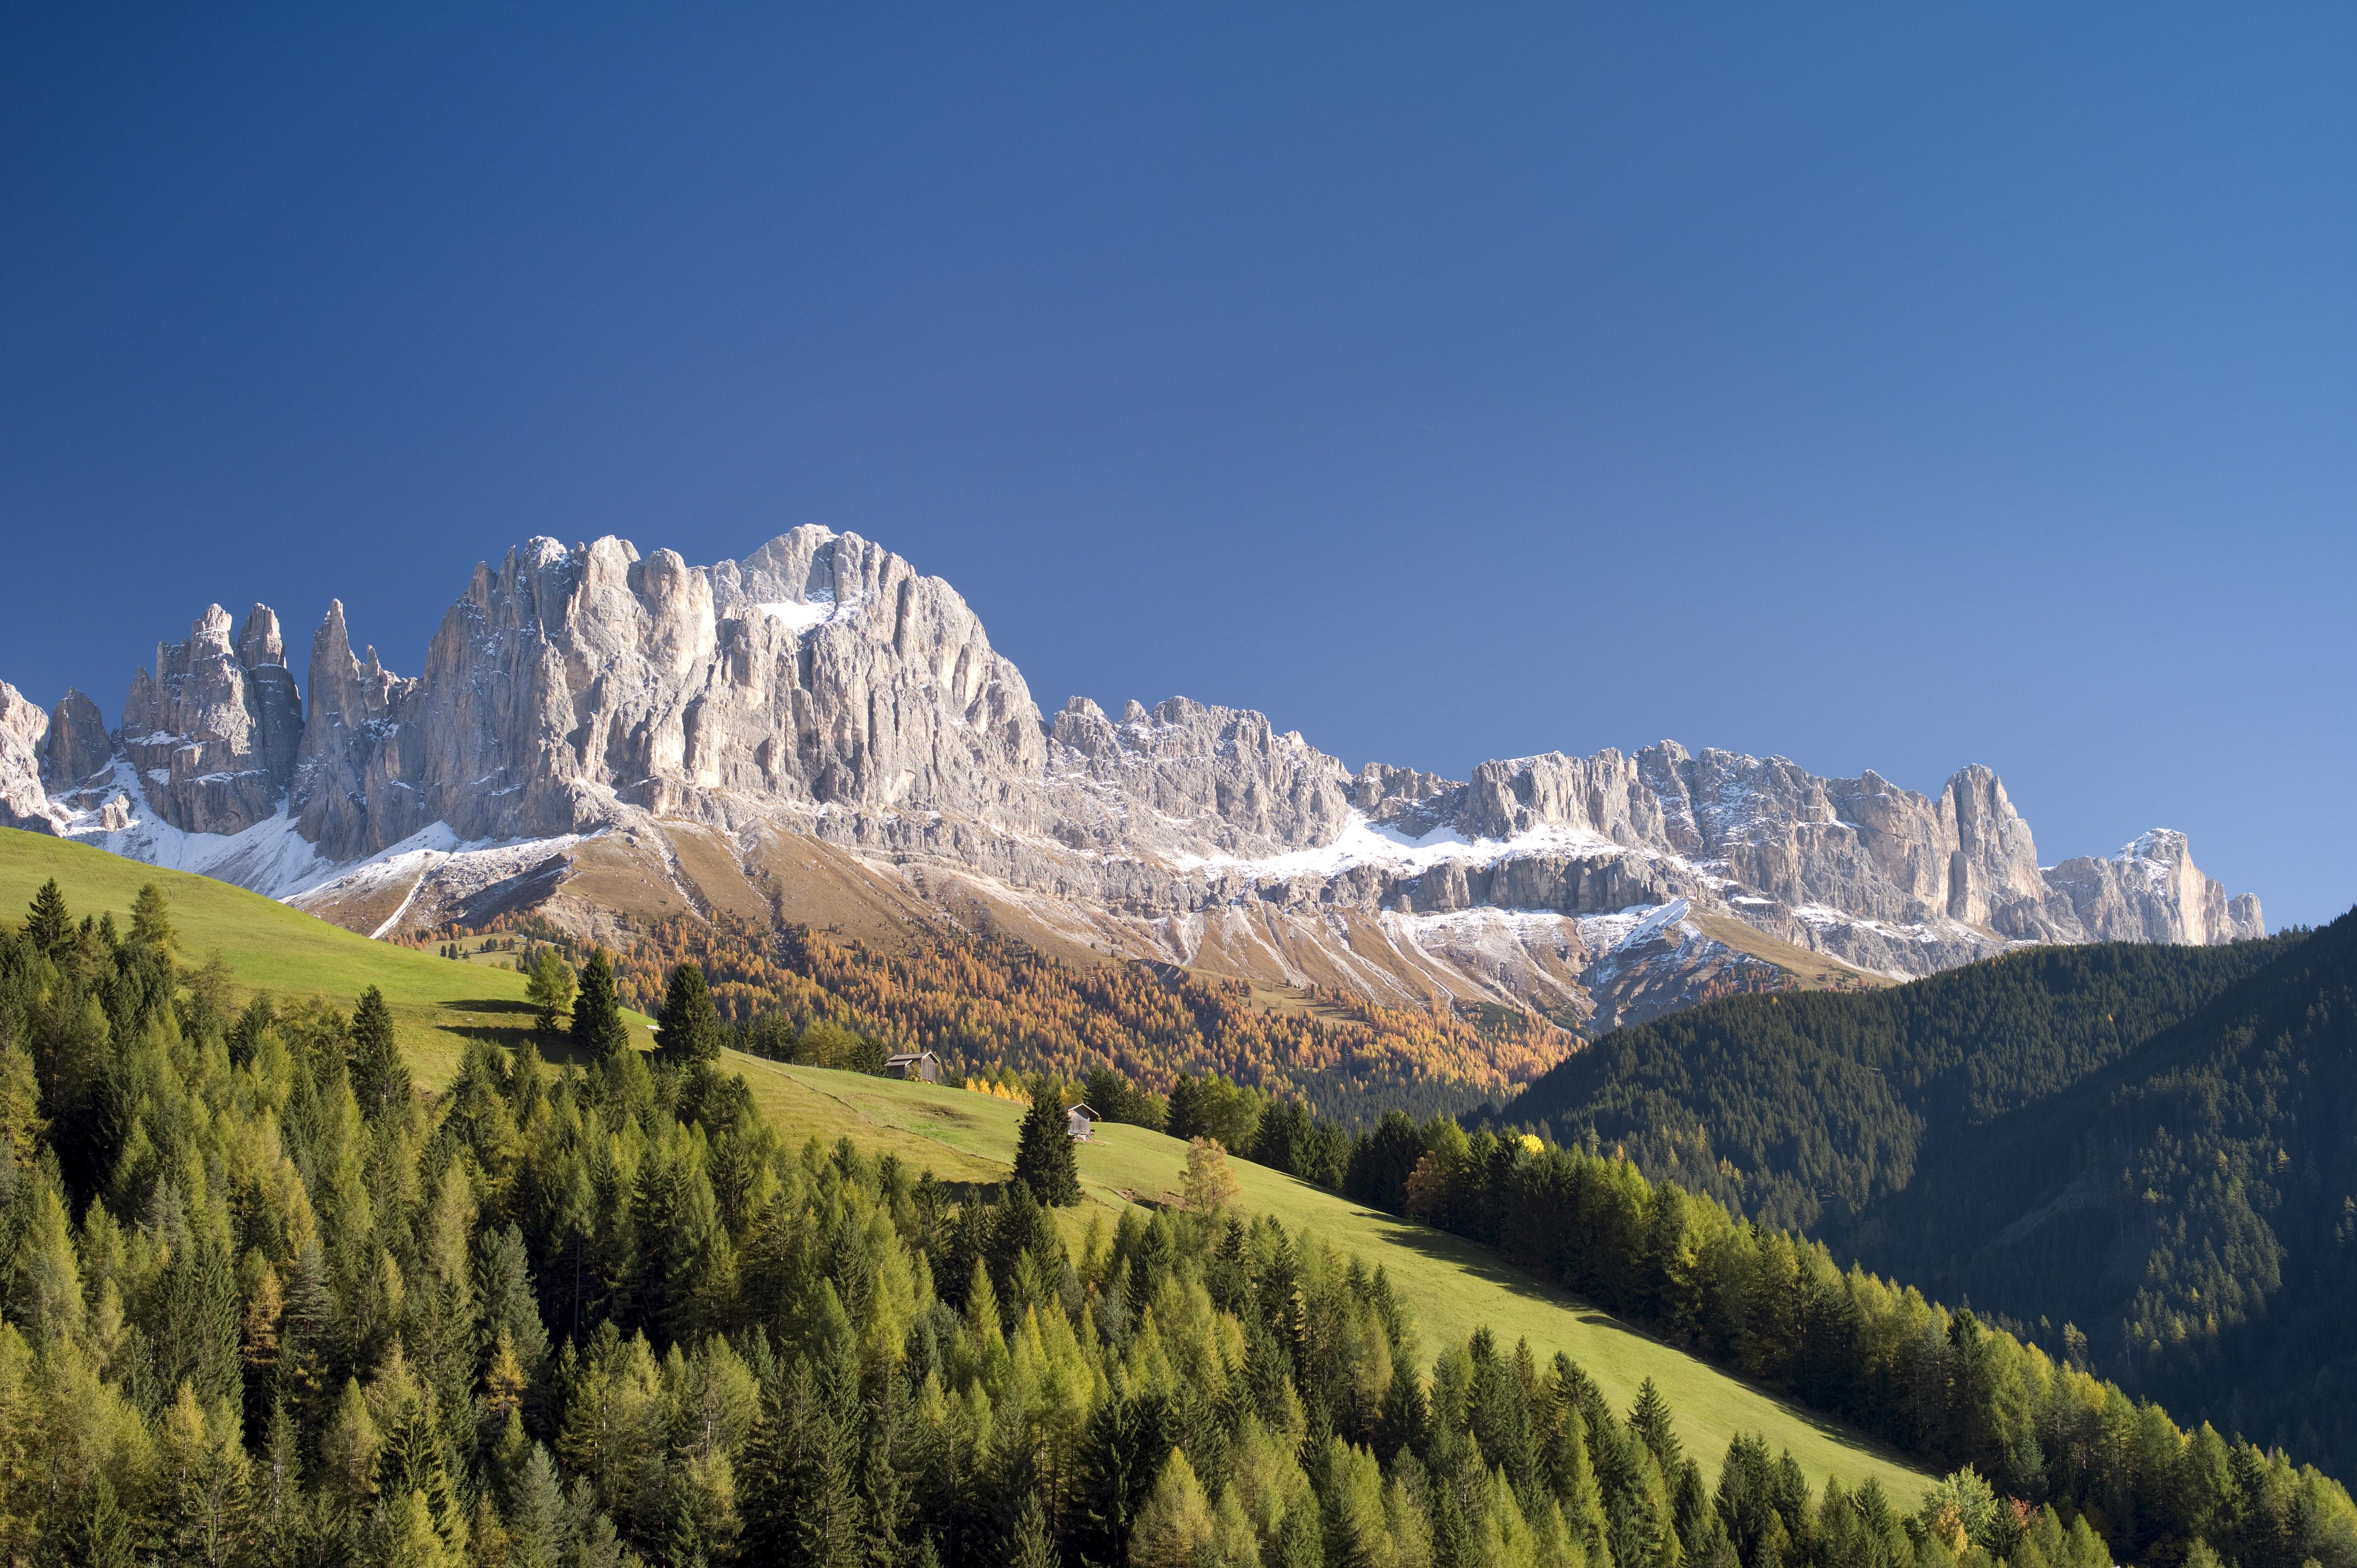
0,826,654,1084
0,824,1930,1496
733,1056,1931,1494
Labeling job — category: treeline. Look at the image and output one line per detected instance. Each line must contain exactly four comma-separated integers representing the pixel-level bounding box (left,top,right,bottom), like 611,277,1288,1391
9,879,2354,1568
585,914,1568,1119
542,910,2357,1537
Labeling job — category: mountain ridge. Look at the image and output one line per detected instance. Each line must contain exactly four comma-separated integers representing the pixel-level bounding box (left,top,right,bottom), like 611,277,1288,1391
0,524,2262,1053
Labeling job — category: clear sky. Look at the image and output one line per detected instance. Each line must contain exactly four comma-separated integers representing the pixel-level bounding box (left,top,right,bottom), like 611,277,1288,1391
3,6,2351,926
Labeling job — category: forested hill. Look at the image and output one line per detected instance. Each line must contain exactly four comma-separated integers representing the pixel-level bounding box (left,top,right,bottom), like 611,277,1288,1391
1855,906,2357,1478
1496,934,2304,1238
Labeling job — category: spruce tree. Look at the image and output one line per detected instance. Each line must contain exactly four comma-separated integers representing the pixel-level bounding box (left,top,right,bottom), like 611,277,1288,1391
78,1472,138,1568
1628,1378,1682,1475
653,961,723,1063
506,1444,573,1563
570,949,631,1063
350,986,411,1119
1011,1083,1082,1207
130,882,175,955
24,878,69,953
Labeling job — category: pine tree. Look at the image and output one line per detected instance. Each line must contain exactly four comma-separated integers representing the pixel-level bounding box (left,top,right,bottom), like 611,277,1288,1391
1628,1379,1682,1475
1131,1449,1215,1567
507,1442,574,1568
1074,1391,1172,1565
156,1384,255,1566
1008,1489,1058,1568
349,986,411,1119
1012,1083,1082,1207
379,1488,453,1568
256,1398,305,1563
654,961,724,1063
130,882,176,954
570,949,631,1063
78,1471,138,1568
24,878,69,952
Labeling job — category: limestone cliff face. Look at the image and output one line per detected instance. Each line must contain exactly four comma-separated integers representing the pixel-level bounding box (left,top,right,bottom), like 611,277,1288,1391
0,681,56,833
1047,695,1357,857
292,600,429,859
282,526,1051,862
2045,830,2267,946
1,524,2268,1037
118,604,303,836
42,690,111,789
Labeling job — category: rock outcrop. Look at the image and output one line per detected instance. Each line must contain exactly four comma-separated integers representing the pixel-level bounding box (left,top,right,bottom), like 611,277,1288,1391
42,689,111,789
0,681,58,833
119,603,304,836
2044,830,2267,946
1,524,2266,1042
292,599,427,859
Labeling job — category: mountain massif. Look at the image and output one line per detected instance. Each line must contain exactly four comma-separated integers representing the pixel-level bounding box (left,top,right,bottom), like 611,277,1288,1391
0,527,2262,1057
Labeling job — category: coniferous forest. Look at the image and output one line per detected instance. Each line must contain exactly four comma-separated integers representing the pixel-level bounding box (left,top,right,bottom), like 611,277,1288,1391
4,882,2357,1568
1492,916,2357,1481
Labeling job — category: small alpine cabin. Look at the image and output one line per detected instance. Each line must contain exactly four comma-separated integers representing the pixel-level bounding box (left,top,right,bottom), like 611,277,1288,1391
1066,1103,1098,1141
884,1050,941,1084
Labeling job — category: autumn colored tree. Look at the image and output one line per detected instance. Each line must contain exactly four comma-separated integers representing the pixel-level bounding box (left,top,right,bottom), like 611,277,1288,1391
1183,1137,1240,1215
525,947,577,1031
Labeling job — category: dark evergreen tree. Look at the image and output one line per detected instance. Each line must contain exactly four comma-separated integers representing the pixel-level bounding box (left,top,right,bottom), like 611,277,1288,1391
348,985,410,1119
24,877,69,953
1629,1378,1683,1474
1011,1084,1083,1207
570,948,631,1063
654,960,724,1063
1072,1391,1172,1566
77,1472,138,1568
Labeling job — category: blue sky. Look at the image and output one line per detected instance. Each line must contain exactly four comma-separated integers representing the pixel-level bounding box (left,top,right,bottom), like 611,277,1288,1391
2,5,2351,925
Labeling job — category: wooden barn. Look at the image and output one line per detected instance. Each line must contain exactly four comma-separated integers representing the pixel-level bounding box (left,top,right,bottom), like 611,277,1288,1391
884,1050,941,1084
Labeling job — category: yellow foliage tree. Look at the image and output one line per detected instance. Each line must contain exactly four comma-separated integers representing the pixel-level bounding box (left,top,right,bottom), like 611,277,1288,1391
1183,1138,1240,1215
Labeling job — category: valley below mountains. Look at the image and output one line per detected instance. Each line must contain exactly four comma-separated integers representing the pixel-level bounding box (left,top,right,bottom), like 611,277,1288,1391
0,526,2262,1062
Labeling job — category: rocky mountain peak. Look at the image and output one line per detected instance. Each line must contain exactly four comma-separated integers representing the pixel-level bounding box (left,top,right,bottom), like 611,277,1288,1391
0,524,2269,1042
41,689,109,790
118,601,303,836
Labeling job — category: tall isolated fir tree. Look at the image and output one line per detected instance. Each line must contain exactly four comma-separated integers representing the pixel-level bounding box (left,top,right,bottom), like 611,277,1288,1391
24,877,69,952
349,986,411,1119
570,948,631,1062
1012,1080,1083,1206
129,881,175,954
654,961,723,1063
